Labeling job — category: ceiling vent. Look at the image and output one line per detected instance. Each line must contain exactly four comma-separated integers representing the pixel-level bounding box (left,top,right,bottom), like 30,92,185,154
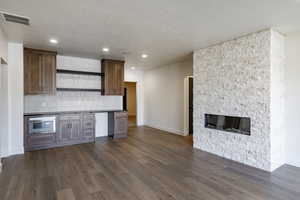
1,12,30,25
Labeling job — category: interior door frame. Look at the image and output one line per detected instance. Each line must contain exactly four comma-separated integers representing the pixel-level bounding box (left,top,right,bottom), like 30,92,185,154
183,76,193,136
123,81,137,124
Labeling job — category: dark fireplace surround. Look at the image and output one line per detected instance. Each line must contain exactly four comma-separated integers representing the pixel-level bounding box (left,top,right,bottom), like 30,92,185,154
205,114,251,136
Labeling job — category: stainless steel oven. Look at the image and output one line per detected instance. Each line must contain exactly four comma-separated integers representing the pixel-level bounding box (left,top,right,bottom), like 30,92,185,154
28,116,56,134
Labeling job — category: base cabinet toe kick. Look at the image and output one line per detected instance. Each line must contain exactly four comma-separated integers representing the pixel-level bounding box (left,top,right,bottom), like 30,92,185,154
24,111,128,151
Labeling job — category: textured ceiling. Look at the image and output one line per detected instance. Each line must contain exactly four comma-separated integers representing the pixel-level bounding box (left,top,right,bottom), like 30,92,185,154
1,0,300,69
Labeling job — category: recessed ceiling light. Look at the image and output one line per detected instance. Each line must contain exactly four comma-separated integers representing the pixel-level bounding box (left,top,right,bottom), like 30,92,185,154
49,39,58,44
131,66,135,70
102,47,109,52
141,54,148,58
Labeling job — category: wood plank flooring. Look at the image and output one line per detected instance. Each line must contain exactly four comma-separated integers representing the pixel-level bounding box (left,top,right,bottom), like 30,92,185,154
1,126,300,200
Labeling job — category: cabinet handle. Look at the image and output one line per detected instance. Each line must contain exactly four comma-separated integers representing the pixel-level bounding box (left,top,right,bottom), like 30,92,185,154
68,123,72,129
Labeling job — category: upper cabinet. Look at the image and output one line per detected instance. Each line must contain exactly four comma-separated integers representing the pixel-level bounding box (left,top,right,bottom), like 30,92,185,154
24,48,57,95
101,59,124,96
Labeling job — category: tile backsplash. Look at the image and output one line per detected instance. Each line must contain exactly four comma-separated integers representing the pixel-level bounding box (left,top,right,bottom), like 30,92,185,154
24,55,122,113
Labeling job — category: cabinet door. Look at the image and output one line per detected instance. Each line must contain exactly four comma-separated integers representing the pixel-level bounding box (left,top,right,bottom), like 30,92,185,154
114,112,128,138
24,51,43,94
58,114,82,144
114,62,124,95
82,113,95,141
70,117,82,140
24,48,57,95
101,59,124,96
41,54,56,94
58,119,73,143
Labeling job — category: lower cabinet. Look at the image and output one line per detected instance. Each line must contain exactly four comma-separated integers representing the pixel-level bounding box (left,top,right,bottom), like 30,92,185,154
24,111,127,151
57,113,95,145
25,112,95,151
26,132,57,151
82,113,96,140
108,111,128,138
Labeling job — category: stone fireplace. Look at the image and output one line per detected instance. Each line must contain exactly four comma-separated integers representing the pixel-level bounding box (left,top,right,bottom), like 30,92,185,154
193,29,285,172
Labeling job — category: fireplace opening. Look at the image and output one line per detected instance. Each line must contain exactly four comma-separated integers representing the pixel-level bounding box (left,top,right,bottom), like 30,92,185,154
205,114,250,135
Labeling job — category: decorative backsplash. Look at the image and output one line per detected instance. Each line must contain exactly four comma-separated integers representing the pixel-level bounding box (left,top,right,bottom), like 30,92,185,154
24,92,122,113
24,55,122,113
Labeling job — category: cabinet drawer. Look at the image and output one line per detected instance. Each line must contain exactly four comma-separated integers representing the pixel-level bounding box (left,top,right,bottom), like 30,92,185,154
60,114,81,120
83,113,95,119
114,111,128,118
83,121,94,129
83,129,94,137
26,133,56,148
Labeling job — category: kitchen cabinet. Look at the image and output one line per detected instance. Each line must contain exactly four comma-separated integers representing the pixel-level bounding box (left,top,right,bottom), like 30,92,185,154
101,59,124,96
108,111,128,138
24,111,126,151
24,115,57,151
24,48,57,95
57,113,95,145
57,114,82,144
82,113,96,141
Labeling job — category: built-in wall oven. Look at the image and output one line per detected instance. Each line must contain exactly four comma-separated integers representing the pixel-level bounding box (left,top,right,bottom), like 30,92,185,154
28,116,56,134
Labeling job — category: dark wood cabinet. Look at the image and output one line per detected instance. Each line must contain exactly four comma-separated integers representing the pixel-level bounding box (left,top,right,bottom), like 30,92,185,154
57,114,82,145
101,59,124,96
57,113,95,145
108,111,128,138
25,112,96,151
24,115,57,151
24,48,57,95
82,113,96,140
114,112,128,138
24,111,126,151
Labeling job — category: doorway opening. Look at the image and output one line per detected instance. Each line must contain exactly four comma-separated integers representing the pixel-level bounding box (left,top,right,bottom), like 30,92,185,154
184,76,193,136
123,82,137,127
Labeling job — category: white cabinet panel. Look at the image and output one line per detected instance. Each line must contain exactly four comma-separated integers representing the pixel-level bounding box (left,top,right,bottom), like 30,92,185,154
95,113,108,137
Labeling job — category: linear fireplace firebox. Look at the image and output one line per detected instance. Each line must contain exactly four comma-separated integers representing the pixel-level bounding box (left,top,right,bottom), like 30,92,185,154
205,114,251,136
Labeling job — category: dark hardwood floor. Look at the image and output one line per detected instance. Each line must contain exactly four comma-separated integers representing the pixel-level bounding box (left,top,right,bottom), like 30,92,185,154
1,126,300,200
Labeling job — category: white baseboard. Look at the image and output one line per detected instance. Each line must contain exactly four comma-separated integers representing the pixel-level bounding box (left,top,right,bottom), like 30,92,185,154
0,147,24,158
145,123,184,136
286,161,300,169
183,128,189,136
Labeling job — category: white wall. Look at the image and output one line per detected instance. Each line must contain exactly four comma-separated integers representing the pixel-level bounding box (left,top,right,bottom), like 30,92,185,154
285,32,300,168
0,43,24,157
124,68,144,126
7,43,24,155
270,31,286,170
0,61,9,157
0,29,8,161
0,27,8,63
143,59,193,135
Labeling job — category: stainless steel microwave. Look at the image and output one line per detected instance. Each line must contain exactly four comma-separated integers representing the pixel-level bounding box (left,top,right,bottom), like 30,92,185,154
28,116,56,134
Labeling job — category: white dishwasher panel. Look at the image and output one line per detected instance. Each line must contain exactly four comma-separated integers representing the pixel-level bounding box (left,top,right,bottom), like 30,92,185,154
95,113,108,137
